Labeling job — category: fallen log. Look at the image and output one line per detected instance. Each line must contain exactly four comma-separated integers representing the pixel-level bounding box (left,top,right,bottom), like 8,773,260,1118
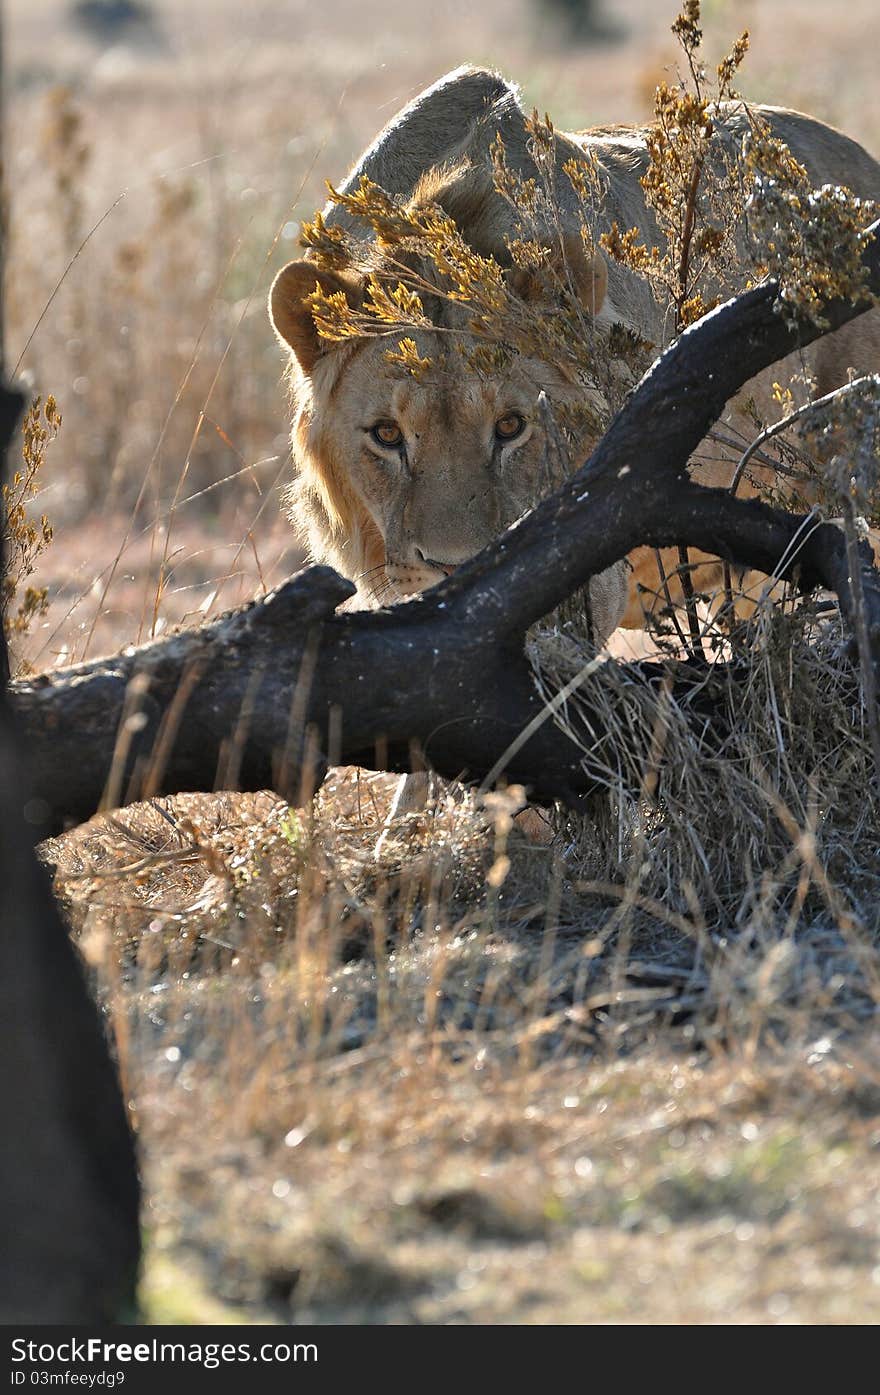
11,220,880,834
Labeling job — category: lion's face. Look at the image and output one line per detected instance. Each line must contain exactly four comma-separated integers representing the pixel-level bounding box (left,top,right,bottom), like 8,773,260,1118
306,334,595,601
270,249,609,605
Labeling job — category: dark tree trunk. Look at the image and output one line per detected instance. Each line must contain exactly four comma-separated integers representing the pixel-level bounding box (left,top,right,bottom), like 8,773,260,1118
0,7,140,1316
0,382,140,1323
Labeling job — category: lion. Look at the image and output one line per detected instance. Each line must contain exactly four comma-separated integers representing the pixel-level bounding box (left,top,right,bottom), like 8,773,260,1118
271,213,629,641
270,67,879,639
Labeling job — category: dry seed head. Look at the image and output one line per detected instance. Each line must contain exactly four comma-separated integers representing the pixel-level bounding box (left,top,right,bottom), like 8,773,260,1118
384,338,433,381
744,133,878,328
3,396,59,660
671,0,702,55
598,6,743,336
299,210,354,272
364,276,430,327
802,374,880,511
717,30,750,98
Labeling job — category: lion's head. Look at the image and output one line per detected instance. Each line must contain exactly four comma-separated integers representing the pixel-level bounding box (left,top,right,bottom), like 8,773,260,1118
269,168,625,633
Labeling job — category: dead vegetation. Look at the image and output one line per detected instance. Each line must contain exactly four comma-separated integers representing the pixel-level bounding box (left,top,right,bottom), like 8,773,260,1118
44,596,880,1321
7,0,880,1324
46,747,880,1323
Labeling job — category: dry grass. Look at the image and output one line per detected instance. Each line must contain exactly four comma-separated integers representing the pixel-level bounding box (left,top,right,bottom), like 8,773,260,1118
45,596,880,1322
43,767,880,1322
8,0,880,1324
535,604,880,968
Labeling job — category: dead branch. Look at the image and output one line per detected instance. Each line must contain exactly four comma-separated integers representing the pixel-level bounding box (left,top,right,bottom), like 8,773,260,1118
11,220,880,834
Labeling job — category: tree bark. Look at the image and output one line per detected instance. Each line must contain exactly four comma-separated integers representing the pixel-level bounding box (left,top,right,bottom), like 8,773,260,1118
11,220,880,835
0,6,139,1310
0,379,141,1321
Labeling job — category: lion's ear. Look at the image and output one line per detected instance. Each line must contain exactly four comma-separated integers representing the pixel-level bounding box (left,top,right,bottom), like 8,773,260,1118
508,235,607,317
269,260,361,375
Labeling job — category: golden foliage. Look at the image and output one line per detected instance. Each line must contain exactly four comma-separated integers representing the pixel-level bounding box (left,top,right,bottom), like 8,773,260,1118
600,1,751,332
297,132,639,442
802,372,880,513
602,1,876,345
3,396,58,658
745,130,877,328
383,337,433,381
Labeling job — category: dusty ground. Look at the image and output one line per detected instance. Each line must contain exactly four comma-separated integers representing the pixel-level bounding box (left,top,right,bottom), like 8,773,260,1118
7,0,880,1324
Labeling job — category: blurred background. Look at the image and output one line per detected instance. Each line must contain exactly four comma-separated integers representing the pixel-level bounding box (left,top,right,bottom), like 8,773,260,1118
5,0,880,666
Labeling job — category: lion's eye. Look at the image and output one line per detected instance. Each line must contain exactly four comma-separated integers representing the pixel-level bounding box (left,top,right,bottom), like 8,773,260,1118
370,421,403,449
495,412,526,442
